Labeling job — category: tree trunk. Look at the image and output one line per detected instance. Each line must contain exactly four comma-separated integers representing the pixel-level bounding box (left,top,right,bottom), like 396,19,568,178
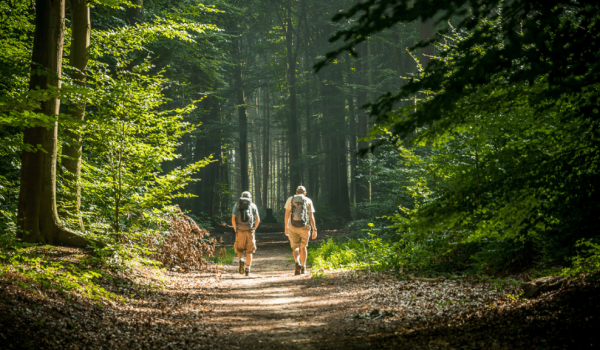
251,122,261,206
283,140,289,200
193,95,220,218
277,137,281,210
61,0,90,231
347,58,357,206
125,0,143,25
262,89,270,209
356,42,370,207
17,0,88,247
331,67,352,221
231,19,249,192
286,0,301,191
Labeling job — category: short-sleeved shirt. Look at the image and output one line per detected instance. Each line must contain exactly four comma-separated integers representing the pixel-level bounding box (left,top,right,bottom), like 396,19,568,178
232,201,260,218
284,195,315,213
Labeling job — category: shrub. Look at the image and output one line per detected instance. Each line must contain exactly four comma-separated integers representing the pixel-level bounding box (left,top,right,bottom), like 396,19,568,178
148,208,216,271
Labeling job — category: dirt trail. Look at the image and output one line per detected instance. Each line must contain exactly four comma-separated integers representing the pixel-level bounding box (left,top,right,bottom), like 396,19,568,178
209,227,360,349
2,225,598,349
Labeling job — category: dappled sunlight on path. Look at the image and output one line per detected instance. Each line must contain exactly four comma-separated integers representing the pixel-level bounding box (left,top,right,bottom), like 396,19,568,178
209,229,358,348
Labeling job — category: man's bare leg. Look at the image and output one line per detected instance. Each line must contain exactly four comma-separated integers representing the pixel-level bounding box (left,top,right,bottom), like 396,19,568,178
246,253,252,267
300,245,308,267
292,247,300,263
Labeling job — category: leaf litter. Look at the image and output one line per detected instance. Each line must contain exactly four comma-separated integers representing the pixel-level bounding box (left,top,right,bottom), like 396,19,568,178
1,228,599,349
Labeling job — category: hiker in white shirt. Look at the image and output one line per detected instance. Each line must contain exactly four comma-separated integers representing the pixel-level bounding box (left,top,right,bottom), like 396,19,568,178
284,186,317,275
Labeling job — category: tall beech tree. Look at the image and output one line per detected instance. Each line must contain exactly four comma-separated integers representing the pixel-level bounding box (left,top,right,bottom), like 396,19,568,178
17,0,87,246
61,0,91,230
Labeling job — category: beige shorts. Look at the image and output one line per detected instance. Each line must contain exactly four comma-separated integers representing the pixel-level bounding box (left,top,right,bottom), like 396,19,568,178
288,225,311,249
235,230,256,254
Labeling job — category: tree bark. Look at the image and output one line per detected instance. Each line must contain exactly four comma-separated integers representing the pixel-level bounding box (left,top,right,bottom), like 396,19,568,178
17,0,88,247
262,89,270,209
346,55,357,206
285,0,301,191
283,139,289,200
348,91,357,206
194,95,220,218
231,18,249,192
61,0,90,231
356,42,370,207
251,120,261,206
276,137,281,210
125,0,143,25
331,66,352,221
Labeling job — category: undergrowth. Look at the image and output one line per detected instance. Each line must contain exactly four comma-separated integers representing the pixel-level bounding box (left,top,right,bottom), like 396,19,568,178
209,247,235,265
309,223,600,279
0,210,216,305
0,245,127,305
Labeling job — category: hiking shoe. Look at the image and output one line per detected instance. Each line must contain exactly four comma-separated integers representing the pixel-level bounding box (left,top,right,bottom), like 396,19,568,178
239,258,245,275
245,267,251,277
300,266,307,275
295,262,302,276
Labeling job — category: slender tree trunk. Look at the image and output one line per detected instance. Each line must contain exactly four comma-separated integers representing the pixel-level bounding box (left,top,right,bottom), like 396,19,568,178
347,54,357,206
193,95,220,218
17,0,87,246
348,91,357,206
283,140,289,199
231,20,249,192
256,95,263,206
306,86,317,195
61,0,90,230
277,137,281,210
251,123,261,206
331,66,352,221
262,89,270,209
356,42,370,207
285,0,301,191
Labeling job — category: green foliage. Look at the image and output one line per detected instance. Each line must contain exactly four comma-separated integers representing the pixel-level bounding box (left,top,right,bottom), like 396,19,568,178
562,239,600,278
208,247,235,265
0,246,123,304
309,224,403,272
0,175,19,240
320,0,600,275
0,0,224,273
308,237,397,272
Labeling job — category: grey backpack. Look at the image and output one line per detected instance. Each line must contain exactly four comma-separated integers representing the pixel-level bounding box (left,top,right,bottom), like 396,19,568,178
236,198,254,230
290,195,310,228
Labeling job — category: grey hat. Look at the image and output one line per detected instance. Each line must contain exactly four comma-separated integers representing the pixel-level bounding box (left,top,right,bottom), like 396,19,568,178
241,191,252,198
296,186,306,193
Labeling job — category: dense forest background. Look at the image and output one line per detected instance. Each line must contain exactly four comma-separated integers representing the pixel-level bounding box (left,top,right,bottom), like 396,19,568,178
1,0,599,276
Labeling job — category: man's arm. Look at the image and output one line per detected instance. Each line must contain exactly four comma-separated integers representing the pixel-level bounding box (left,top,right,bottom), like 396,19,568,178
231,215,237,232
309,212,317,239
284,208,291,236
254,215,260,230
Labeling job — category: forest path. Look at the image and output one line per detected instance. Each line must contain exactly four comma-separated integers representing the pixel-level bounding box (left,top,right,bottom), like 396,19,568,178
208,227,360,349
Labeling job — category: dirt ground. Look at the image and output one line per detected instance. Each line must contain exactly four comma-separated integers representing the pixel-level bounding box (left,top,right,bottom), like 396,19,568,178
207,226,364,349
1,225,599,349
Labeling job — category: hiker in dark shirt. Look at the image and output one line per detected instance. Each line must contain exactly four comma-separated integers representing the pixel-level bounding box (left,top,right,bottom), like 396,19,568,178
231,191,260,276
